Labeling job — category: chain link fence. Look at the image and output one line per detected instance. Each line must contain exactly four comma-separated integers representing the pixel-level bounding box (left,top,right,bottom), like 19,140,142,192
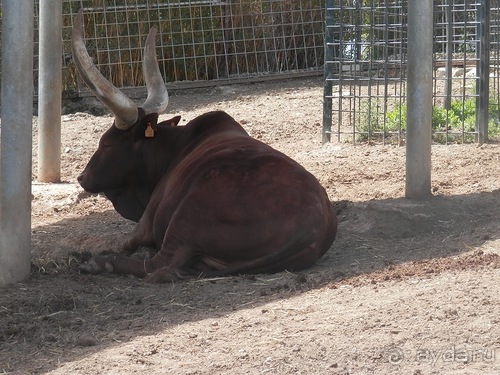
323,0,500,144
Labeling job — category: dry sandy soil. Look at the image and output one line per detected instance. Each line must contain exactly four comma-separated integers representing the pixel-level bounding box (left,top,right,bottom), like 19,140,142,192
1,76,500,374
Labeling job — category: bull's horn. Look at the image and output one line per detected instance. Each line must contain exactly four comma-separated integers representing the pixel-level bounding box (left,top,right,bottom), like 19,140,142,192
71,9,138,130
140,26,169,115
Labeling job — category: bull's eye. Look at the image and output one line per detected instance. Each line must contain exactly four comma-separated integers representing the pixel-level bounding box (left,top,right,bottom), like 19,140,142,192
100,142,112,151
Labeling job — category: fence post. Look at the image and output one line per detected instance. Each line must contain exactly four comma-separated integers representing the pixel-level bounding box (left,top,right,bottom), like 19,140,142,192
323,0,334,143
0,1,34,286
476,0,490,144
405,0,433,199
38,0,62,182
444,0,453,111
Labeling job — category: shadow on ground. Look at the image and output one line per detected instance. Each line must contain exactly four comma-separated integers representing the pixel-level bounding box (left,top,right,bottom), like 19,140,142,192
1,189,499,374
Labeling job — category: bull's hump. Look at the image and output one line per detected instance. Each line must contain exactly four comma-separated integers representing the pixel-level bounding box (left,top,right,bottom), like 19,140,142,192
191,110,239,124
185,112,248,139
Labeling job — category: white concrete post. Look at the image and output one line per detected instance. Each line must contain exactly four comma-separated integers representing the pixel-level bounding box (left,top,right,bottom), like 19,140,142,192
406,0,433,199
38,0,63,182
0,1,35,286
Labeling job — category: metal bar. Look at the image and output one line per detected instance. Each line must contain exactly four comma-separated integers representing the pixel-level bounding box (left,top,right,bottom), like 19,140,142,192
38,0,62,182
406,0,433,199
323,0,335,143
0,0,34,286
476,0,490,144
82,1,225,12
444,0,453,111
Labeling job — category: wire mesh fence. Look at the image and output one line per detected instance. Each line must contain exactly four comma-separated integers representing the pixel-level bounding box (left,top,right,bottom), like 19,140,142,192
323,0,500,144
0,0,326,98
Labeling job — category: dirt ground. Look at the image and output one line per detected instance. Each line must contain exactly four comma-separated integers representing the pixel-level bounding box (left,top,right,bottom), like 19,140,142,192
1,76,500,374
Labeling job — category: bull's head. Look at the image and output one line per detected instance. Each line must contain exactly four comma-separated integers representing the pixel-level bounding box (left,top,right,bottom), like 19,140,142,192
72,9,172,221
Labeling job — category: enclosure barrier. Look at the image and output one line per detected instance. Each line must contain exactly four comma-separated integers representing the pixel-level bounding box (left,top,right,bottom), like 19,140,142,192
0,0,325,96
1,0,498,144
324,0,500,144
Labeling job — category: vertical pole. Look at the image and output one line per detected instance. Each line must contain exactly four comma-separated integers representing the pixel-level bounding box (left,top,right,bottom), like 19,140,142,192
444,0,453,111
38,0,62,182
323,0,334,143
406,0,433,199
0,1,34,286
476,0,490,144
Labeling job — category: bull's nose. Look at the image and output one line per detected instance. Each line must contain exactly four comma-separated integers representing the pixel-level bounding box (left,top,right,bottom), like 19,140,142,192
77,173,87,188
77,172,100,194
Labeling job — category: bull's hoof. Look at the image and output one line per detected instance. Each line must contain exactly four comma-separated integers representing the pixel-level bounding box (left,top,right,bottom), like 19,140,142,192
78,259,103,274
130,247,156,260
78,256,115,274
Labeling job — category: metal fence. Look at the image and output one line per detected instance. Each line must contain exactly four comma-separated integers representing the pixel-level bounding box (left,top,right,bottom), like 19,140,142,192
0,0,325,97
323,0,500,144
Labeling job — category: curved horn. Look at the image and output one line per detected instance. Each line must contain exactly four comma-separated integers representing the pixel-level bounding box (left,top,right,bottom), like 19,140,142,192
140,26,169,115
71,9,138,130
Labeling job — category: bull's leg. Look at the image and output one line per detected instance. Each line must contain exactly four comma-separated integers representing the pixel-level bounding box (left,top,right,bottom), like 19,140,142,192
121,215,157,255
79,217,159,276
78,253,159,278
79,240,196,281
111,246,196,280
143,240,202,282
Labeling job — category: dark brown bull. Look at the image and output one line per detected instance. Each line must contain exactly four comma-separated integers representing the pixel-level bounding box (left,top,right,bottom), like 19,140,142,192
73,9,338,282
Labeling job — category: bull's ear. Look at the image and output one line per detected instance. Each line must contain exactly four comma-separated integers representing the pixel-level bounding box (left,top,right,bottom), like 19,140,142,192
164,115,181,127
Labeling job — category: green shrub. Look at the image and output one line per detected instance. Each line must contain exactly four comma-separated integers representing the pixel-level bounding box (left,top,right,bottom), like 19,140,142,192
450,99,476,132
355,100,400,142
385,103,406,131
356,97,500,143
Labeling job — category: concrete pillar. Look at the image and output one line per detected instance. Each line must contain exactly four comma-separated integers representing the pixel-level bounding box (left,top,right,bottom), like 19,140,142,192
405,0,433,199
0,1,35,286
38,0,62,182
